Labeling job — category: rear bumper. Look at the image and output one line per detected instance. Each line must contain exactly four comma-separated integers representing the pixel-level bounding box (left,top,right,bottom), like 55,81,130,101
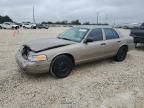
15,50,50,74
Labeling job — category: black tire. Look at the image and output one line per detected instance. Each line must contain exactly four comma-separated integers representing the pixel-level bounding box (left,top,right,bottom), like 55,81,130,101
0,26,2,29
50,55,74,78
32,26,36,29
16,26,19,29
135,43,137,48
23,26,26,29
114,46,128,62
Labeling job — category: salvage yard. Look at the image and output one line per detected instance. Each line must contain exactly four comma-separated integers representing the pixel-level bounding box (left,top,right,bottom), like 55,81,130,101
0,27,144,108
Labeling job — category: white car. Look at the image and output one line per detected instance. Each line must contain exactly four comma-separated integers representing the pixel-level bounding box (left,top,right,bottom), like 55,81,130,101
23,23,36,29
1,22,19,29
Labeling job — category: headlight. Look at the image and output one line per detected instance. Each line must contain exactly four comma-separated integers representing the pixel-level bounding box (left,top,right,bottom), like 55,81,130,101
28,55,47,62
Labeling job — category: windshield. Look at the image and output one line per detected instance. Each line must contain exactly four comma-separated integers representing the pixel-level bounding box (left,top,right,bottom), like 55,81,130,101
58,28,89,42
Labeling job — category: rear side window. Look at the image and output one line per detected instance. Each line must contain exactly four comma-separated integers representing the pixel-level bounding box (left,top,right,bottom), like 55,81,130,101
5,23,9,25
88,28,103,41
104,28,119,40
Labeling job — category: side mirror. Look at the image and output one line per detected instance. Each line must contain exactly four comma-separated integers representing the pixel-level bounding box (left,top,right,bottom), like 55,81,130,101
84,37,94,44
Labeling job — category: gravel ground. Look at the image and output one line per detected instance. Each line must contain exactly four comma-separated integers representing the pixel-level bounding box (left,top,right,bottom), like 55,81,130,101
0,27,144,108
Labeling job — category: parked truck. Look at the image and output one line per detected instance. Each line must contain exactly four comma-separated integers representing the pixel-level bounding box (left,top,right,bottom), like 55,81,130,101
130,23,144,47
22,23,36,29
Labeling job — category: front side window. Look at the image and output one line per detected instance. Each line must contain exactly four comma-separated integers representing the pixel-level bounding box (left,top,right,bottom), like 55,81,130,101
104,28,119,40
87,28,103,41
59,28,89,42
5,23,9,25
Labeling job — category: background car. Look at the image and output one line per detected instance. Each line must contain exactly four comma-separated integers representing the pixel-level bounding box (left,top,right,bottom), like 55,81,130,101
16,26,134,78
130,23,144,47
0,22,19,29
14,22,23,27
140,23,144,29
36,24,49,29
120,23,141,29
23,23,36,29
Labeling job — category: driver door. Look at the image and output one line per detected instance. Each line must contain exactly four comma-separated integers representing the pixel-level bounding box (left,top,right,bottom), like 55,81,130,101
78,28,106,62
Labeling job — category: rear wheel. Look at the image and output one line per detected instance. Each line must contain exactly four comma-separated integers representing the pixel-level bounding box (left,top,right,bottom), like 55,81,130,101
135,43,138,48
114,46,128,62
50,55,74,78
16,26,19,29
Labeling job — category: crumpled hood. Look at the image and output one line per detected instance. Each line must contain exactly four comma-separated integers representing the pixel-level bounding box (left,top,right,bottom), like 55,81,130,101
24,38,76,52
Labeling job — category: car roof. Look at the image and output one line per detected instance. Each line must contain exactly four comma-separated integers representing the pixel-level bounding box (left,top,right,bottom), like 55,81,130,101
75,25,112,29
4,22,15,24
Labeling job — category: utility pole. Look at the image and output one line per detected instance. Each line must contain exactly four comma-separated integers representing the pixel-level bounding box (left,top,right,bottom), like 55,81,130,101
96,12,99,24
33,5,36,23
105,15,108,24
113,17,116,26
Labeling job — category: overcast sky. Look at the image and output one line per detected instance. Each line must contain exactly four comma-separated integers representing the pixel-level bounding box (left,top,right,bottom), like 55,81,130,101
0,0,144,24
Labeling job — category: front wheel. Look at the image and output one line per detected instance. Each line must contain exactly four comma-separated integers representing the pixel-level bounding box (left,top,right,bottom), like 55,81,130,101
114,46,128,62
50,55,74,78
32,26,36,29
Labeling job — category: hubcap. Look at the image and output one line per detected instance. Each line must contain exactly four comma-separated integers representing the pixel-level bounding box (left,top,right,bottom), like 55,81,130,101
53,59,71,77
118,48,127,60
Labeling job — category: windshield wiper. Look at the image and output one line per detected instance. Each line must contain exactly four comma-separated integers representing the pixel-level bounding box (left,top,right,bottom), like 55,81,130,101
57,37,79,42
58,37,72,41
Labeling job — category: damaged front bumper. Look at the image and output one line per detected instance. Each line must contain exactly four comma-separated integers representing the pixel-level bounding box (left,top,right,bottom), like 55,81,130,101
15,50,50,74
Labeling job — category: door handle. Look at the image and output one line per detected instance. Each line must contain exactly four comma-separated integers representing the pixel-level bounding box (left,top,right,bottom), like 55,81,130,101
117,41,121,43
101,43,106,45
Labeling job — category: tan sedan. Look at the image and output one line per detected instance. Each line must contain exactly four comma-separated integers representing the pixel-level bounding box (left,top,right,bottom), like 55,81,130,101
16,26,134,78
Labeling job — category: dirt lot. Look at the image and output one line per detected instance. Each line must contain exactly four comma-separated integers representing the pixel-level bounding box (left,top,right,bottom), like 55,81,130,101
0,27,144,108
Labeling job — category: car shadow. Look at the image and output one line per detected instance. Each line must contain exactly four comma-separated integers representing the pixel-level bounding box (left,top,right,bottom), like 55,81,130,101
17,68,52,80
74,57,115,70
18,57,115,80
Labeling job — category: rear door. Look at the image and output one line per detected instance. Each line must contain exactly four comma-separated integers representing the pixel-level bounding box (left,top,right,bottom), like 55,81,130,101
102,28,121,57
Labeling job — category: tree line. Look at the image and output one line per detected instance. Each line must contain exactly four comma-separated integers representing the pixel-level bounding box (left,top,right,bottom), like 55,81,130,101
0,15,108,25
42,20,108,25
0,15,13,23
